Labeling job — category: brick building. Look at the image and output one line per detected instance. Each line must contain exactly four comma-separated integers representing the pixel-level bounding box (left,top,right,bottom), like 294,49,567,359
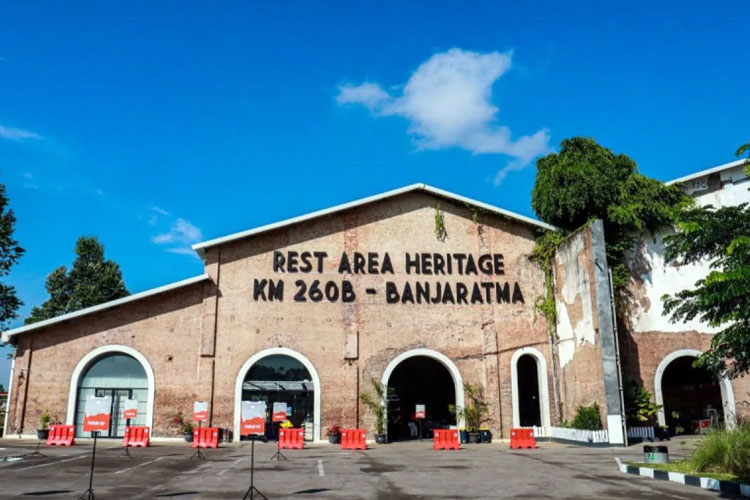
2,161,748,443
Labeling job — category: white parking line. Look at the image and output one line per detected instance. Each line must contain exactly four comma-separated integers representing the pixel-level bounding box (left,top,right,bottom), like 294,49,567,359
318,459,324,477
218,455,247,476
115,456,164,475
16,454,88,471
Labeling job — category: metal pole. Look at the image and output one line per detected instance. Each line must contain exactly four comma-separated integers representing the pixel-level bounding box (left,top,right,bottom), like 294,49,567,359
250,438,255,493
609,268,629,448
89,432,97,491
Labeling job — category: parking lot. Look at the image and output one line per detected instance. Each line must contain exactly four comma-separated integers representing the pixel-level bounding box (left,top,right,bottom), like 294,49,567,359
0,438,729,499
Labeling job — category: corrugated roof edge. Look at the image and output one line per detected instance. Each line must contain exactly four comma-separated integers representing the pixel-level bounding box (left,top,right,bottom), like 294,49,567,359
666,158,748,186
1,274,210,341
191,183,558,256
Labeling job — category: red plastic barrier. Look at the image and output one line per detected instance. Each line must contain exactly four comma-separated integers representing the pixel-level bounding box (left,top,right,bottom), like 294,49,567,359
123,426,150,448
510,428,536,449
433,429,460,450
192,427,220,449
46,425,75,446
279,428,305,450
340,429,366,450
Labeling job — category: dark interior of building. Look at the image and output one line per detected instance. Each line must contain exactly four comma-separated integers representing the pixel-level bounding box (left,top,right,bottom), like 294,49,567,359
386,356,456,440
517,354,542,427
662,356,723,433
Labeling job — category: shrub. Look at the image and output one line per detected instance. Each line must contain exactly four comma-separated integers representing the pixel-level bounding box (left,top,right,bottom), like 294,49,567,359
623,378,661,424
569,403,603,431
691,424,750,478
360,378,389,435
449,383,489,432
39,410,51,430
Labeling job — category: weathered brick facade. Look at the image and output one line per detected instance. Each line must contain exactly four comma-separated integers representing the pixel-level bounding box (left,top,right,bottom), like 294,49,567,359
3,183,747,442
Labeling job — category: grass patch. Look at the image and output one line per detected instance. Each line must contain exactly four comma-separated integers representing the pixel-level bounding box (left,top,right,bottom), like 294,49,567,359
691,424,750,479
627,461,747,483
628,424,750,483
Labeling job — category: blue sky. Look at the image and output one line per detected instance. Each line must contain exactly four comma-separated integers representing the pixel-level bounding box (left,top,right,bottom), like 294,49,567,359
1,1,748,386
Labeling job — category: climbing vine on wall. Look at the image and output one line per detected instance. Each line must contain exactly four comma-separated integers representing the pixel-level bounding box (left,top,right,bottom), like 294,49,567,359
434,203,447,241
530,230,566,329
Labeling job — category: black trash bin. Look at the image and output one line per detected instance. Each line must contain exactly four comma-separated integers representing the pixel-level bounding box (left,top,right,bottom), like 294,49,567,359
479,429,492,443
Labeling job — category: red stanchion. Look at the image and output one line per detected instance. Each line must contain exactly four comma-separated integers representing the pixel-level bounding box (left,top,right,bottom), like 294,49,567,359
279,428,304,450
510,428,536,449
192,427,220,449
433,429,460,450
122,426,150,448
47,425,75,446
340,429,366,450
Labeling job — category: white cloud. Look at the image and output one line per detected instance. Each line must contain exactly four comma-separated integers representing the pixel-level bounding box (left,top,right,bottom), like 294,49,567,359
150,206,171,216
152,217,202,256
166,247,199,256
336,48,550,184
0,125,41,141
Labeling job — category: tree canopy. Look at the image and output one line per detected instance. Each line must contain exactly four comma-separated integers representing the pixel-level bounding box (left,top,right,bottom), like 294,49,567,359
0,181,24,332
663,192,750,378
531,137,689,291
25,236,128,324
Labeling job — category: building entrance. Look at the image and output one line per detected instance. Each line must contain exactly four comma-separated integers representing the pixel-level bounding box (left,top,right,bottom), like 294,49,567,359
386,356,456,440
662,355,724,433
241,354,314,440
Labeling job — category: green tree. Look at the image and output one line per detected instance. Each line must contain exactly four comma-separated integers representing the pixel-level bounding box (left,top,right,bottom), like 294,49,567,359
531,137,689,292
623,377,662,424
25,236,128,324
0,181,24,332
662,201,750,378
662,140,750,378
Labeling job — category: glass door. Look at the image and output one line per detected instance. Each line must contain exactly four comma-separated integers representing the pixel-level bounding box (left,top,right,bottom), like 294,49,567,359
94,388,132,438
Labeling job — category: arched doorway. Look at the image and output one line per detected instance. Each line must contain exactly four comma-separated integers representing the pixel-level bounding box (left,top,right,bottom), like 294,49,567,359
656,351,729,433
67,345,155,438
517,355,541,426
73,353,148,438
234,348,321,442
510,347,551,429
381,348,464,441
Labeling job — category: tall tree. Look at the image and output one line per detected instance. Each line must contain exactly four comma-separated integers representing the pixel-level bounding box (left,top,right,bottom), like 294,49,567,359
662,144,750,378
25,236,128,324
531,137,689,292
0,181,24,332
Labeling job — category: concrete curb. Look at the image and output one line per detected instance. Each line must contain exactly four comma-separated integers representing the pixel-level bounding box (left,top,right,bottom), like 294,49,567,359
615,457,750,498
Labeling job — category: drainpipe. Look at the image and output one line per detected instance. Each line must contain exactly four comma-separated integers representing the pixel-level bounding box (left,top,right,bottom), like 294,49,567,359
3,355,14,437
608,268,628,447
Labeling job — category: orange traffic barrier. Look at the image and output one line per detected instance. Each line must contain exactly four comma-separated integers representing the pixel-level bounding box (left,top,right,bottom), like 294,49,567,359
192,427,220,449
123,426,150,448
510,428,536,449
340,429,366,450
279,428,304,450
433,429,460,450
47,425,75,446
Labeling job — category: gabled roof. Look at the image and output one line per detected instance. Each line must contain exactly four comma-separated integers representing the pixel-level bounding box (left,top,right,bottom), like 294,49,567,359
192,183,557,255
1,274,209,342
666,158,748,186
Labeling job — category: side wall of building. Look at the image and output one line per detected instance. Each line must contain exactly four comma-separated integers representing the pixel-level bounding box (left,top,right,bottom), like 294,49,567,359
554,221,622,439
5,284,205,437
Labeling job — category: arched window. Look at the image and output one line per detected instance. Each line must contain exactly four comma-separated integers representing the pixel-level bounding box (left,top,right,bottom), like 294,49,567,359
75,353,148,438
241,354,314,440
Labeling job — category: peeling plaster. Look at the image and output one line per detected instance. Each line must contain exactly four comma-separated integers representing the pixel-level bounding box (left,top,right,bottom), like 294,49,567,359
628,232,720,334
628,164,749,334
555,231,596,368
